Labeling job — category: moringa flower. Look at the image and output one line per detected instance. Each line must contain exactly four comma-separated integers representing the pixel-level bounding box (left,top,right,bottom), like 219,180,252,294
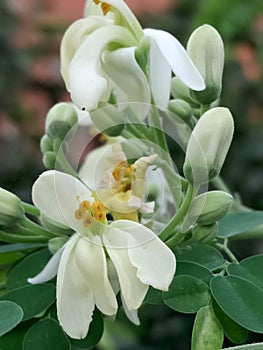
61,0,205,117
28,170,176,339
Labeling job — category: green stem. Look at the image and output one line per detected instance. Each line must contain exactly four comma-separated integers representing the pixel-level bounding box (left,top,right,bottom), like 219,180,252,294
22,218,63,238
216,240,238,263
0,230,48,243
22,202,40,217
159,184,194,241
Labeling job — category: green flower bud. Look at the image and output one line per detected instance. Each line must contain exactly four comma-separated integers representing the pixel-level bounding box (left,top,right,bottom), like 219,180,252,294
192,223,218,243
135,36,151,73
40,135,53,154
183,107,234,186
48,237,68,255
90,103,125,136
168,99,193,122
170,77,199,108
187,24,224,105
43,151,57,169
186,191,233,227
46,102,78,140
0,188,25,227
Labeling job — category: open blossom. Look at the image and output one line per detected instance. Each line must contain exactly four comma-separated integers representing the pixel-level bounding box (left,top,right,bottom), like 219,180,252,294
61,0,205,116
28,170,176,339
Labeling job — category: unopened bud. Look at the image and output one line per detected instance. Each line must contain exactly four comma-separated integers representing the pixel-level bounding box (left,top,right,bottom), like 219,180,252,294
183,107,234,186
0,188,25,227
187,24,224,105
90,103,124,136
168,99,192,122
192,223,218,243
43,151,57,169
187,191,233,226
135,36,151,73
40,135,53,154
170,77,199,107
46,102,78,140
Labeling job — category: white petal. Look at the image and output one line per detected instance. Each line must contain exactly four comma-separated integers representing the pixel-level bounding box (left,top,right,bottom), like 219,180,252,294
121,294,140,325
57,233,95,339
68,25,137,111
144,28,205,92
60,17,113,90
103,227,148,310
103,47,151,119
32,170,93,235
28,246,64,284
110,220,176,291
139,201,155,214
75,235,118,316
79,144,114,189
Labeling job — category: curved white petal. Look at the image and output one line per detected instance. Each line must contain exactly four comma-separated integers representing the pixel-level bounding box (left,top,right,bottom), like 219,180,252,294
103,227,148,310
57,233,95,339
68,25,137,111
144,28,205,92
103,47,151,119
79,144,114,189
121,294,140,325
28,246,64,284
110,220,176,290
75,235,118,316
61,17,113,90
32,170,93,235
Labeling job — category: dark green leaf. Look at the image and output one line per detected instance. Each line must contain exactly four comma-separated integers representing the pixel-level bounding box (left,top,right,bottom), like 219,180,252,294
70,309,104,349
0,243,45,254
0,320,35,350
144,287,163,305
0,284,56,320
222,343,263,350
0,301,23,337
163,275,210,313
191,305,224,350
217,211,263,238
227,255,263,291
175,244,225,270
212,299,248,344
7,248,52,290
23,319,70,350
0,252,24,266
210,276,263,333
177,261,213,284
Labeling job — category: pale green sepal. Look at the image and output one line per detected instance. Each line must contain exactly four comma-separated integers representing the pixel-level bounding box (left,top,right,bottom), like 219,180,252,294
0,188,25,228
48,237,68,255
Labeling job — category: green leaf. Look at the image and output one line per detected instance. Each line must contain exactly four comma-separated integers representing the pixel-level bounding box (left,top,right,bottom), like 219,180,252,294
0,284,56,321
70,309,104,349
191,305,224,350
212,299,248,344
163,275,210,313
175,244,225,270
222,343,263,350
0,252,24,266
227,255,263,291
0,243,45,254
23,319,70,350
7,248,52,290
217,211,263,238
0,301,23,337
210,276,263,333
0,320,35,350
177,261,213,284
144,287,163,305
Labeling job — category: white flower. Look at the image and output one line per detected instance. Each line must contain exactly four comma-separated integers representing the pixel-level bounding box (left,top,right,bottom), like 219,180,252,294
61,0,205,116
28,170,176,339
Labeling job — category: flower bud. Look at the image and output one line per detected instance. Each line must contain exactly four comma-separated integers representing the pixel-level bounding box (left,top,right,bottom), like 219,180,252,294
192,223,218,243
90,103,125,136
46,102,78,140
135,36,151,73
183,107,234,186
187,24,224,105
40,135,53,154
168,99,193,122
186,191,233,227
0,188,25,227
170,77,199,108
43,151,57,169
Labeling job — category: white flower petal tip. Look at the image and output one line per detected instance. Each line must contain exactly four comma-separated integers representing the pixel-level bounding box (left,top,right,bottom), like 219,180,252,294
144,28,205,92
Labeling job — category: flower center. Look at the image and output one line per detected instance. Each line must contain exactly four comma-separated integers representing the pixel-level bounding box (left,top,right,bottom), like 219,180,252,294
93,0,112,16
74,200,107,228
112,161,135,193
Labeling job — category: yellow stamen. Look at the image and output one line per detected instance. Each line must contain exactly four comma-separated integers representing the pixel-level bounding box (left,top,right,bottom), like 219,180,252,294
101,3,112,15
92,201,105,212
79,200,90,210
125,164,134,175
74,208,86,220
83,214,93,227
94,0,100,4
94,210,107,222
